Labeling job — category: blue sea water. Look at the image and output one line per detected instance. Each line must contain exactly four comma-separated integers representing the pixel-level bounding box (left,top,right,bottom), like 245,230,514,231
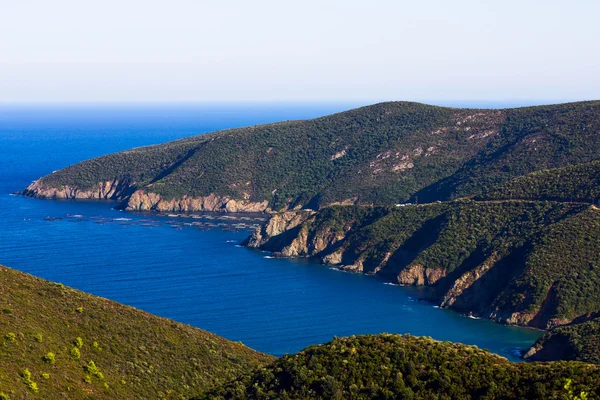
0,103,542,360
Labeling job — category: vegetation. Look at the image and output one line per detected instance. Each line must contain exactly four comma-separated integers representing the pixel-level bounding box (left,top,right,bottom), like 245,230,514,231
479,160,600,204
26,101,600,210
201,334,600,400
526,316,600,364
0,265,272,399
257,201,600,329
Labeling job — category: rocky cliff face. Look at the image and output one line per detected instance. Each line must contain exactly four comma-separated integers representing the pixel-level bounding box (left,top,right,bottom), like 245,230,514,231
125,190,271,213
23,179,133,200
23,180,271,213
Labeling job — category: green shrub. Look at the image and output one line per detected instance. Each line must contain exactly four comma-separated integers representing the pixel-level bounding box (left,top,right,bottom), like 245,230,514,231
4,332,16,342
34,333,43,342
21,368,38,393
42,352,55,364
74,337,83,348
70,347,81,360
84,360,104,380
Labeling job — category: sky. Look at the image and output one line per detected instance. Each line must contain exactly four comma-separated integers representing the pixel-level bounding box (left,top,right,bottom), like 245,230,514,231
1,0,599,103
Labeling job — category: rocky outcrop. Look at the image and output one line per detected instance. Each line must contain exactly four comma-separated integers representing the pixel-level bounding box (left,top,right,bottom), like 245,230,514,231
439,256,497,308
124,190,271,213
397,264,447,286
23,179,133,200
245,211,315,248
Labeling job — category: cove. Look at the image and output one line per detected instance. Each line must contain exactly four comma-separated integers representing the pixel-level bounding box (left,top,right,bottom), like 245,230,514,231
0,103,542,360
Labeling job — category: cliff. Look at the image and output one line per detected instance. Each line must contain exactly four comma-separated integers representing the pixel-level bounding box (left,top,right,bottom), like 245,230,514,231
245,202,600,331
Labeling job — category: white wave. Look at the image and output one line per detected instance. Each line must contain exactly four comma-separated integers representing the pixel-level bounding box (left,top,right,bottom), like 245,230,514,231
113,218,132,221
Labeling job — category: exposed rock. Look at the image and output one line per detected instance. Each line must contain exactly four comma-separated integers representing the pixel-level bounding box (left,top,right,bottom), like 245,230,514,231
125,190,270,213
397,264,446,286
23,179,132,200
245,211,315,249
439,255,496,308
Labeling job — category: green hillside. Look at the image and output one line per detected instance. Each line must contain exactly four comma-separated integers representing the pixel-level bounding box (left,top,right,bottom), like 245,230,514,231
525,316,600,364
201,334,600,400
479,160,600,203
0,265,273,400
24,101,600,211
248,201,600,329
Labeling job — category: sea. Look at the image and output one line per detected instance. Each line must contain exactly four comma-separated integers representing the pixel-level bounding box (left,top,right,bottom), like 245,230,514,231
0,102,543,360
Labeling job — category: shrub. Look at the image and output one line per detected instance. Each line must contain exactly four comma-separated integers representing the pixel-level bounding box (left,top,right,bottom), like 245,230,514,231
70,347,81,360
42,352,55,364
74,337,83,348
84,360,104,380
76,307,83,313
21,369,38,393
4,332,16,342
34,333,43,342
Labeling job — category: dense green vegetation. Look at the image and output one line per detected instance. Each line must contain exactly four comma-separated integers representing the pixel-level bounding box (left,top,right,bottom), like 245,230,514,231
415,101,600,202
257,201,600,329
201,334,600,400
27,101,600,210
479,160,600,204
526,316,600,364
0,265,272,400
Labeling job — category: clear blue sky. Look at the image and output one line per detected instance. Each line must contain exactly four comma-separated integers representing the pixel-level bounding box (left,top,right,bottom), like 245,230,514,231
1,0,598,103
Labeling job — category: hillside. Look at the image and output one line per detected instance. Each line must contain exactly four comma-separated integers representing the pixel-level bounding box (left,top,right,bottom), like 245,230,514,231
201,334,600,400
23,101,600,212
525,315,600,364
478,160,600,203
0,265,273,400
245,201,600,330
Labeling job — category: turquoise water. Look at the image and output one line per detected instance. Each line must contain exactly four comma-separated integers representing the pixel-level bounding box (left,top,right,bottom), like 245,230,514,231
0,103,542,360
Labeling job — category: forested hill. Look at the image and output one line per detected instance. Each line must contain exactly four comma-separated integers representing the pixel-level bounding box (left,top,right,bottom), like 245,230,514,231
23,101,600,212
201,334,600,400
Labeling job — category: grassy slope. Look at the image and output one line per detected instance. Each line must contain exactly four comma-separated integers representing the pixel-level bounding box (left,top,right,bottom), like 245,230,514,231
31,101,600,209
201,334,600,400
258,202,600,329
0,265,273,400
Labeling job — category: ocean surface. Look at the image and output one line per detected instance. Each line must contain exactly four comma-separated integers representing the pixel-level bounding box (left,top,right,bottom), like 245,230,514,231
0,102,543,360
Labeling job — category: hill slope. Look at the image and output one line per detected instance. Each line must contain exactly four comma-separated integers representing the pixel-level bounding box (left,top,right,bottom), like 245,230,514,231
0,265,273,400
478,160,600,203
201,334,600,400
525,315,600,364
23,101,600,212
245,201,600,330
